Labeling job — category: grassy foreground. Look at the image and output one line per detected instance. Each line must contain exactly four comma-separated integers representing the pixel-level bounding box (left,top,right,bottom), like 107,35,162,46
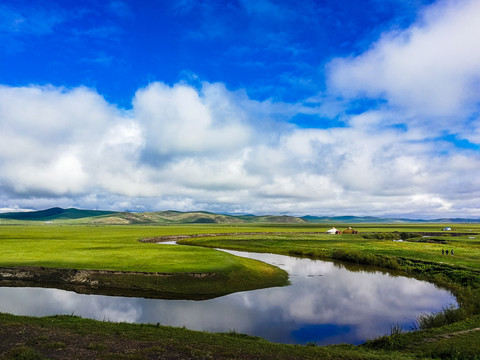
4,312,480,360
1,223,480,359
0,225,288,299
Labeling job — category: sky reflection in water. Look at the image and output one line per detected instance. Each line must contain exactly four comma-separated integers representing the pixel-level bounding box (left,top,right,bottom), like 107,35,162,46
0,249,456,345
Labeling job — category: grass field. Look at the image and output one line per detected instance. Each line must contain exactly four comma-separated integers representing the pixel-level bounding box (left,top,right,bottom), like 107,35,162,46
178,225,480,271
0,225,289,299
1,223,480,359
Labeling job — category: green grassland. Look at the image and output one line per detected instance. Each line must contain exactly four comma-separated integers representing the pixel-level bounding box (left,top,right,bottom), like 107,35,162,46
0,225,288,299
178,225,480,271
179,224,480,311
1,222,480,359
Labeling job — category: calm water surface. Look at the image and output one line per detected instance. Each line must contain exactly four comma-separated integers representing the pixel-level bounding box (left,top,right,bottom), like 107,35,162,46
0,248,456,345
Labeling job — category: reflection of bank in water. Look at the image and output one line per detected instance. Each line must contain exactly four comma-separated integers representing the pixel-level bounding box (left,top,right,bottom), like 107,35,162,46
0,249,457,346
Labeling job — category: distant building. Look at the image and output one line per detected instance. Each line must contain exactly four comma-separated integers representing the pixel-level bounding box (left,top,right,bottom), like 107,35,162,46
342,227,358,234
326,227,339,234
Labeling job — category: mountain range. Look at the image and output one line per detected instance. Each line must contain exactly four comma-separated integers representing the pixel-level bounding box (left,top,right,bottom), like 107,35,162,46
0,208,479,224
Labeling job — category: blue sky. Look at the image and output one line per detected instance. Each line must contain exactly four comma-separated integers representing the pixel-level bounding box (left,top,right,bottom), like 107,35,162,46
1,0,432,108
1,0,480,218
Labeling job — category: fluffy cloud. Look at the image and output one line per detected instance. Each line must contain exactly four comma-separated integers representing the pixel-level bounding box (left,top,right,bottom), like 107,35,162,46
134,82,251,157
0,77,480,217
328,0,480,121
0,85,115,196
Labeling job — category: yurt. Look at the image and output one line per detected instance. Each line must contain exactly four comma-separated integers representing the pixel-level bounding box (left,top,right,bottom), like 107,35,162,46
342,226,358,234
326,227,339,234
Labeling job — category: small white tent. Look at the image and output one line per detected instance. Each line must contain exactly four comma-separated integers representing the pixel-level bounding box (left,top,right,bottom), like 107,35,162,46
326,227,338,234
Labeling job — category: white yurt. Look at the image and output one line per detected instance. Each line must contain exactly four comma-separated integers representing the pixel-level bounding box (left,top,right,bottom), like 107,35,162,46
326,227,338,234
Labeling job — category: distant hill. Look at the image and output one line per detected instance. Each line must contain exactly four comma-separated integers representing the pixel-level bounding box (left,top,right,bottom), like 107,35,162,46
301,215,480,224
1,208,479,224
0,208,305,224
86,211,307,225
301,215,385,223
0,207,117,221
300,215,419,223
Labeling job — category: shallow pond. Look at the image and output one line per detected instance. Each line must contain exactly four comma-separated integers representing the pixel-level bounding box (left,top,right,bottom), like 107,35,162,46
0,248,456,345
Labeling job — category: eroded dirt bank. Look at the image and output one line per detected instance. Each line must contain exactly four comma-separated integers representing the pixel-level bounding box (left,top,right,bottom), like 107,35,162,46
0,266,212,282
0,266,223,300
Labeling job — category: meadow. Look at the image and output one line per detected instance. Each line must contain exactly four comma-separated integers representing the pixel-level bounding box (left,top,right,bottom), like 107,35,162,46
0,225,289,299
1,222,480,359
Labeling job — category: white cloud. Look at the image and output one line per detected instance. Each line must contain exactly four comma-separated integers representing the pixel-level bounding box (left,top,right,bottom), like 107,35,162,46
2,27,480,222
9,153,89,196
0,85,117,197
328,0,480,119
133,82,251,156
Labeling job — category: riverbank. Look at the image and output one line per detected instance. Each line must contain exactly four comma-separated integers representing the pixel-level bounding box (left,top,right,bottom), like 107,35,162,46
0,262,286,300
178,229,480,345
1,312,479,359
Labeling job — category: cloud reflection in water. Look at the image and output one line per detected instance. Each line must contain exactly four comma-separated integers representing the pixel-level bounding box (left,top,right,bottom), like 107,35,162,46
0,250,456,345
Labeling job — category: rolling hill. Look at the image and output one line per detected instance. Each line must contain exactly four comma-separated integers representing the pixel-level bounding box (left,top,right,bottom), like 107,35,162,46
0,207,117,221
0,208,306,224
301,215,480,223
1,208,479,224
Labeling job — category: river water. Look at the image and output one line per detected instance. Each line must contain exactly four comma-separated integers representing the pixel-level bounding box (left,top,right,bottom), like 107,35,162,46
0,247,456,345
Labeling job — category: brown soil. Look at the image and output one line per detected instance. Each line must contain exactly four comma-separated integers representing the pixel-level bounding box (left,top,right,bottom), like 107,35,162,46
0,316,315,360
0,266,220,300
0,321,190,359
423,327,480,342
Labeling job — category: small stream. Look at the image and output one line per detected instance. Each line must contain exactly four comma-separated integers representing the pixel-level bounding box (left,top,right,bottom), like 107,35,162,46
0,246,456,345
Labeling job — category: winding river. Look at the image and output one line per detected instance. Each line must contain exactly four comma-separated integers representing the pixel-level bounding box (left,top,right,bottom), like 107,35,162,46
0,246,456,345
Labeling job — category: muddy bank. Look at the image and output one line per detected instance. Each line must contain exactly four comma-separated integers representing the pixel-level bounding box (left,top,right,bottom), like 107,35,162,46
0,259,288,300
0,266,214,282
0,266,225,300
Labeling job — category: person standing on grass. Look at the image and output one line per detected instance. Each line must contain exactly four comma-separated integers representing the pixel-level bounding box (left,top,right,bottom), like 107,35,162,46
451,249,454,255
442,249,444,255
446,249,449,255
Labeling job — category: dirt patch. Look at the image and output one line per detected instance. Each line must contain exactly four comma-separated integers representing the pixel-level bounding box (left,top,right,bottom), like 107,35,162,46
0,321,171,360
0,266,212,283
0,266,220,300
418,238,448,244
424,327,480,342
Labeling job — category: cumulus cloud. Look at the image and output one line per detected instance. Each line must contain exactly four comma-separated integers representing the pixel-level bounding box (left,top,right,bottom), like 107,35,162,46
0,85,116,196
0,77,478,217
134,82,251,157
328,0,480,120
